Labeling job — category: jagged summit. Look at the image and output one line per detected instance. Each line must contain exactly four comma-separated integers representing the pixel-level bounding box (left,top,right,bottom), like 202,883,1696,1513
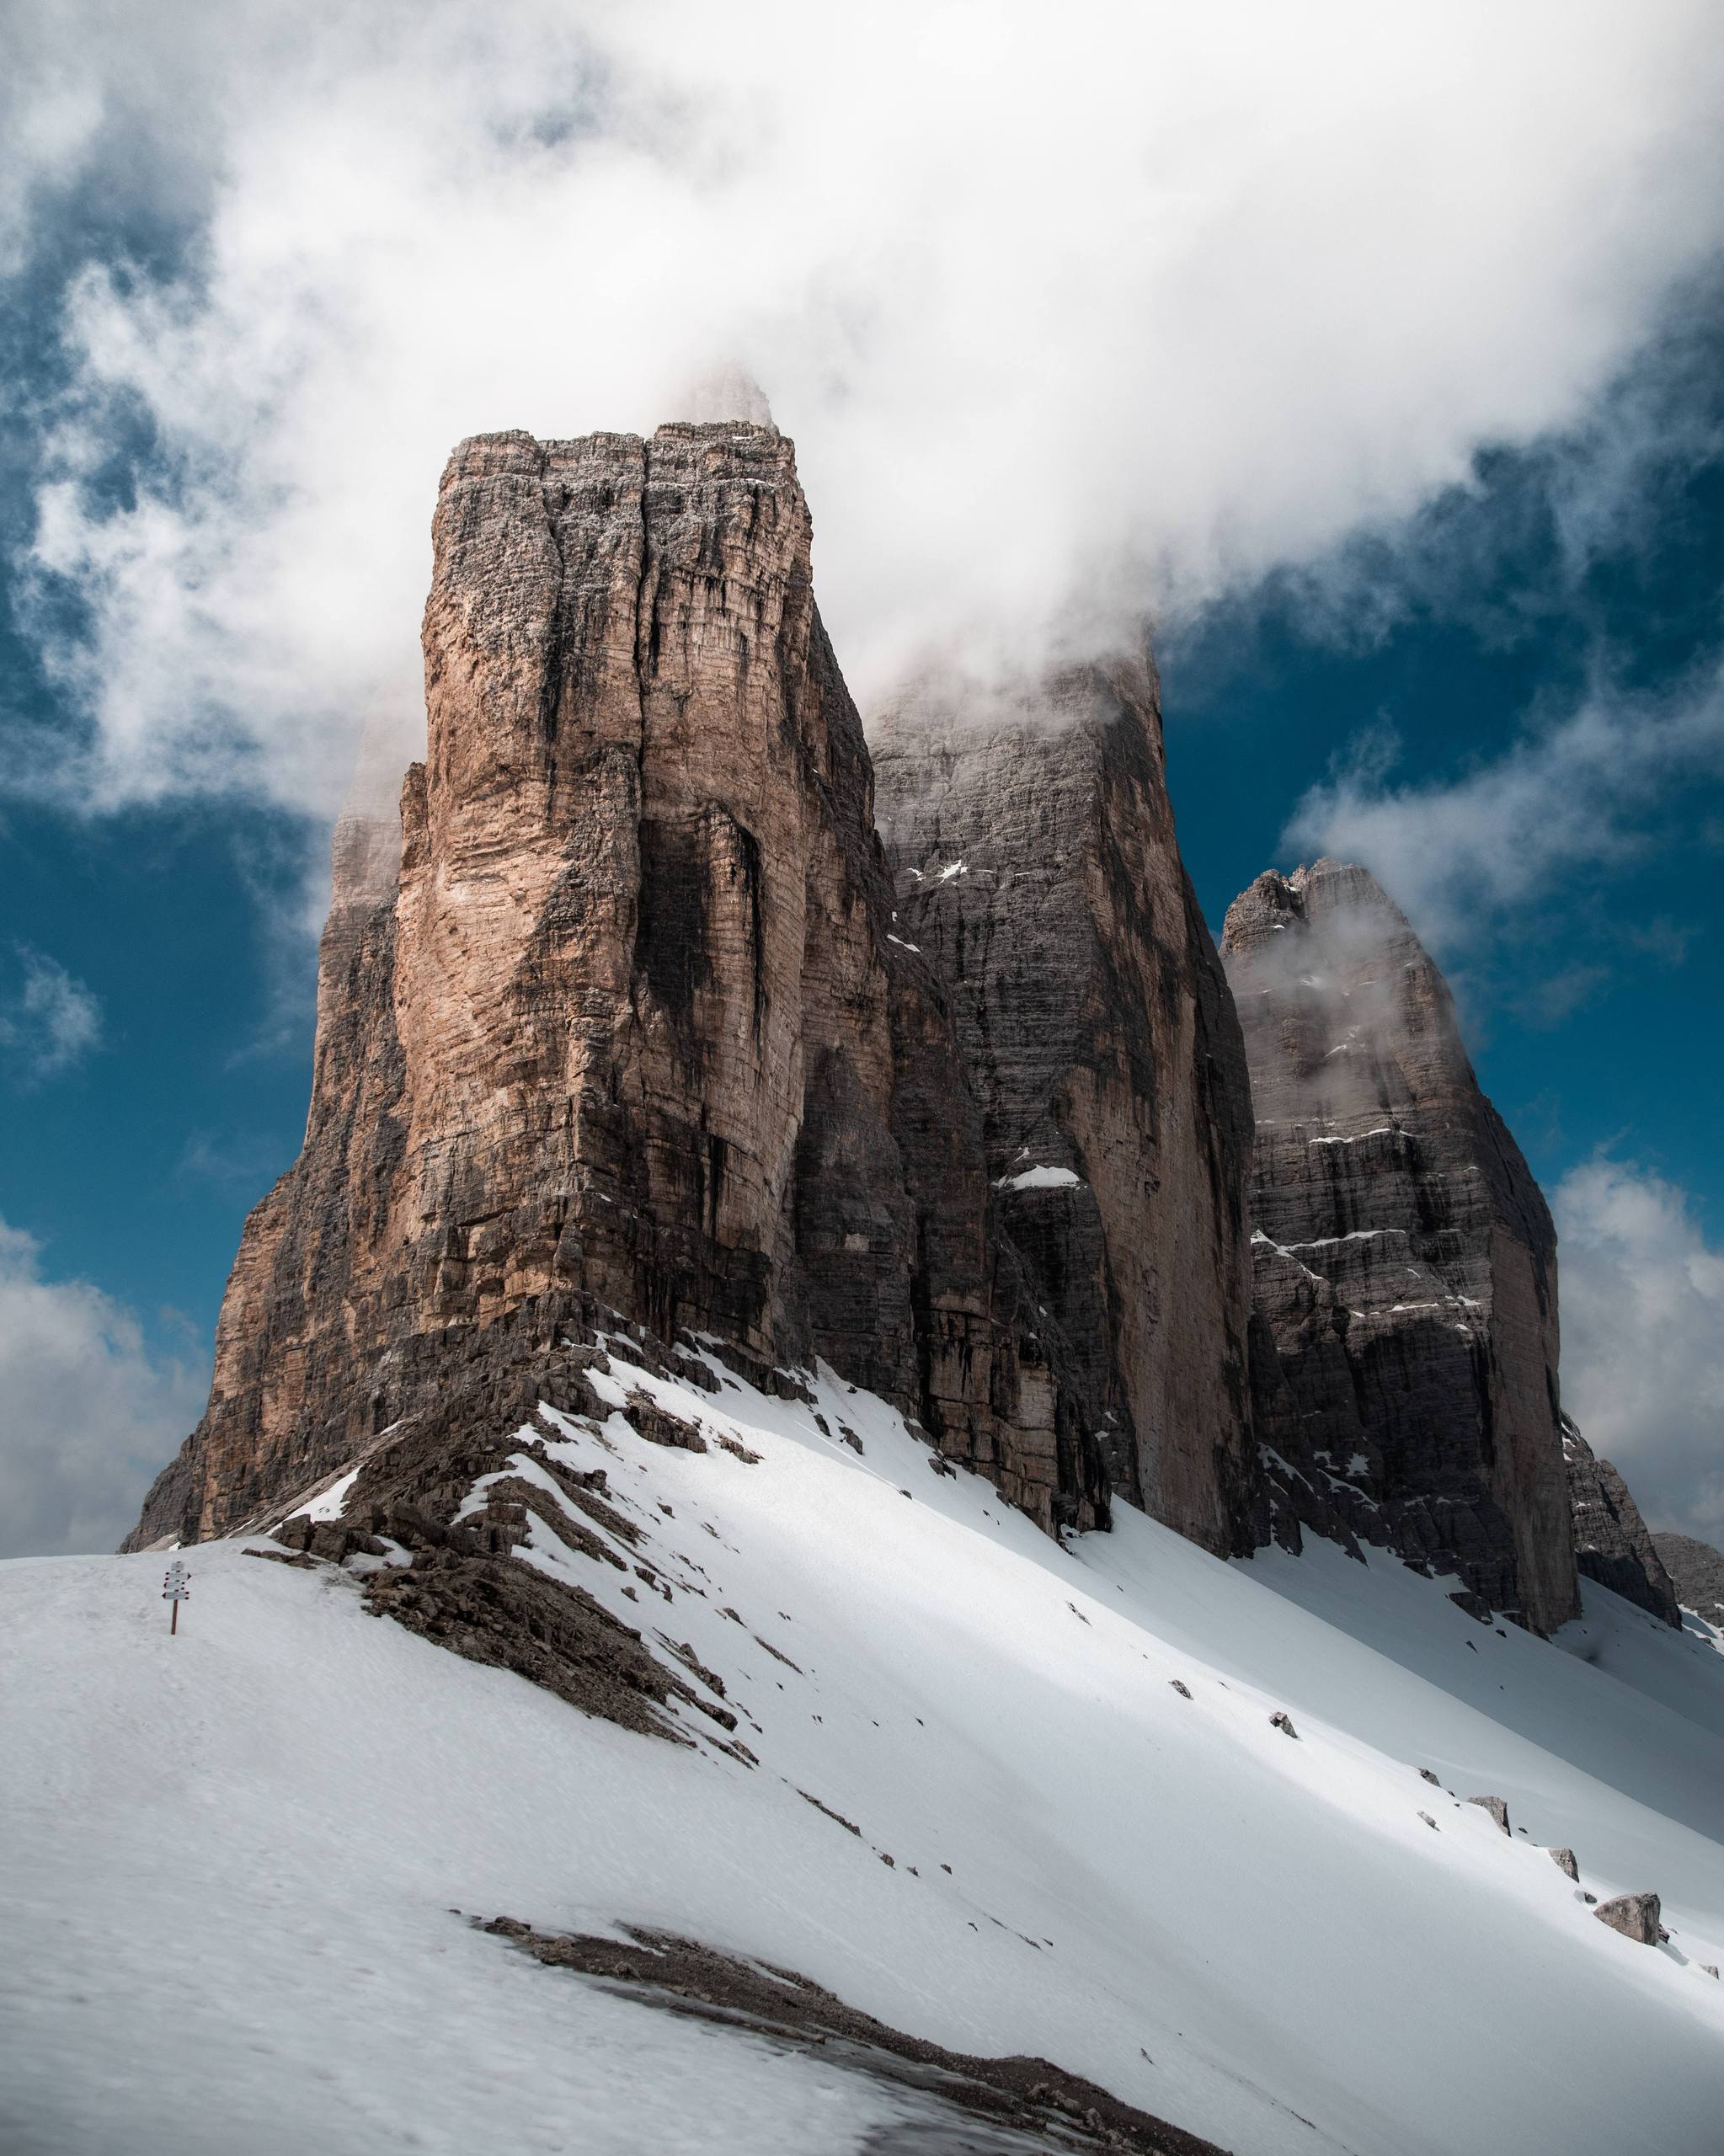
1223,856,1579,1633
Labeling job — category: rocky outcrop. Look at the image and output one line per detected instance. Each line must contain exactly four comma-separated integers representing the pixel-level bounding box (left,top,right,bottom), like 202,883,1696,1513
128,421,1133,1553
1652,1531,1724,1628
1593,1892,1661,1946
1221,860,1578,1634
1563,1420,1679,1625
869,674,1258,1556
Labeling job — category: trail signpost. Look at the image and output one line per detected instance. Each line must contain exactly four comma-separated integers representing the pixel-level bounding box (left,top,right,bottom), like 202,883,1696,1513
163,1560,190,1635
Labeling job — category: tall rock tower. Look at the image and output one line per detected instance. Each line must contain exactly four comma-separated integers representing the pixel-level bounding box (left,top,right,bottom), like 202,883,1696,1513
1222,859,1578,1632
130,422,1124,1550
871,671,1259,1556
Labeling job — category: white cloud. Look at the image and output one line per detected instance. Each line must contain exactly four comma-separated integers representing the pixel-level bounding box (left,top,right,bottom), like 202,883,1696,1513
0,1217,205,1559
1554,1158,1724,1545
1285,668,1724,952
6,0,1724,817
0,947,102,1081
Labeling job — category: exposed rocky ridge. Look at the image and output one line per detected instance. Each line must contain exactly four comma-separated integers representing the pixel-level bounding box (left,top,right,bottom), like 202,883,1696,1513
1653,1531,1724,1628
479,1917,1230,2154
130,421,1150,1552
870,675,1259,1558
1563,1418,1680,1626
1221,860,1577,1633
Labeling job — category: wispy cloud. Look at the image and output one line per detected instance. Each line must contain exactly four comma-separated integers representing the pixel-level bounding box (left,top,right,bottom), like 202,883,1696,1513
1554,1157,1724,1545
5,0,1724,819
1286,667,1724,952
0,1214,204,1556
0,945,102,1082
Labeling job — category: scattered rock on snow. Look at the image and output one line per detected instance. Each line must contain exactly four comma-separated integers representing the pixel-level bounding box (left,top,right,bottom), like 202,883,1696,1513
1466,1796,1510,1834
1170,1680,1192,1700
1593,1892,1661,1945
1550,1848,1579,1881
1270,1710,1298,1738
1418,1812,1438,1830
1419,1768,1441,1785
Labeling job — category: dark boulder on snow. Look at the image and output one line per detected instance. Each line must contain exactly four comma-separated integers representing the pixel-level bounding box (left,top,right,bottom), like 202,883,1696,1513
1270,1710,1298,1738
1550,1848,1579,1881
1594,1892,1661,1945
1466,1796,1510,1835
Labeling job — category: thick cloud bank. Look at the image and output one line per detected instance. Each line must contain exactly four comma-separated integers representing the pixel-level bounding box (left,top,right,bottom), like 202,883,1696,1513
1555,1159,1724,1545
6,0,1724,816
0,1219,204,1558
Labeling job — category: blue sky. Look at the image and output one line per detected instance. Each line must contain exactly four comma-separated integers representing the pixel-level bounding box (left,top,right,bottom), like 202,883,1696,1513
3,1,1722,1556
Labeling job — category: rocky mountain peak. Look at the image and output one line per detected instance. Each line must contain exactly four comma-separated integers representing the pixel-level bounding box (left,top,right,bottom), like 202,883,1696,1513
1223,857,1578,1632
871,658,1259,1556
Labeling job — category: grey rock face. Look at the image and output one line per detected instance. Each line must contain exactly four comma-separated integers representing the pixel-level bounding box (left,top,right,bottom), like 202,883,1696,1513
1593,1892,1661,1945
1563,1420,1680,1625
871,671,1258,1557
1467,1796,1511,1835
1220,860,1578,1635
128,424,1111,1550
1551,1848,1579,1881
1652,1531,1724,1628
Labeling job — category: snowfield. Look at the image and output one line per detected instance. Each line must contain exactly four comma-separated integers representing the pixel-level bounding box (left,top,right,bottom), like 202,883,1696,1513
3,1348,1721,2156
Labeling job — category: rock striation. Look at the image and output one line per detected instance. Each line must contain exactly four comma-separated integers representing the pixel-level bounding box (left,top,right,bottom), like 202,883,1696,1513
870,673,1258,1556
1563,1419,1679,1625
1652,1530,1724,1629
130,421,1215,1553
1221,860,1577,1633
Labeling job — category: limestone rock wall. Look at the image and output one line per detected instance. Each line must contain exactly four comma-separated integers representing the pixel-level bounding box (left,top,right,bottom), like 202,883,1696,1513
1652,1531,1724,1628
870,672,1258,1557
1222,859,1579,1632
1563,1419,1679,1625
130,423,1106,1550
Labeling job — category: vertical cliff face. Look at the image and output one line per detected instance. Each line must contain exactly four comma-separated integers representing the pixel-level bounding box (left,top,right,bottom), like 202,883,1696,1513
1222,860,1578,1632
129,422,1107,1550
1563,1420,1680,1625
870,671,1259,1557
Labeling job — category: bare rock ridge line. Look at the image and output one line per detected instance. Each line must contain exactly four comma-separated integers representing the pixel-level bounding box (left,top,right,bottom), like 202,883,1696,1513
132,419,1162,1550
1563,1418,1679,1627
1220,859,1579,1634
871,675,1257,1554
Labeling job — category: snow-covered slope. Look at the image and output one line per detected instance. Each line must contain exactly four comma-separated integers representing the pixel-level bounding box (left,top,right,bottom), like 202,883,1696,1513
4,1349,1721,2156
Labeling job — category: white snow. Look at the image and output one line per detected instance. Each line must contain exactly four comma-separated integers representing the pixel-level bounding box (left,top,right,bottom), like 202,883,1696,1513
3,1351,1722,2156
1308,1127,1399,1145
885,933,922,953
302,1465,361,1522
994,1165,1084,1193
1284,1228,1396,1251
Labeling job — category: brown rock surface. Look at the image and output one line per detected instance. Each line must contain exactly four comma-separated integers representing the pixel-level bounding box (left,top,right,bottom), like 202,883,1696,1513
128,422,1108,1551
1593,1892,1662,1945
1221,860,1578,1633
1563,1419,1680,1625
870,673,1258,1556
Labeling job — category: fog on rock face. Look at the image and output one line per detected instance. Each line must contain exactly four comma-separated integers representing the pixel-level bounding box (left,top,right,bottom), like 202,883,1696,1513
1221,860,1580,1632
